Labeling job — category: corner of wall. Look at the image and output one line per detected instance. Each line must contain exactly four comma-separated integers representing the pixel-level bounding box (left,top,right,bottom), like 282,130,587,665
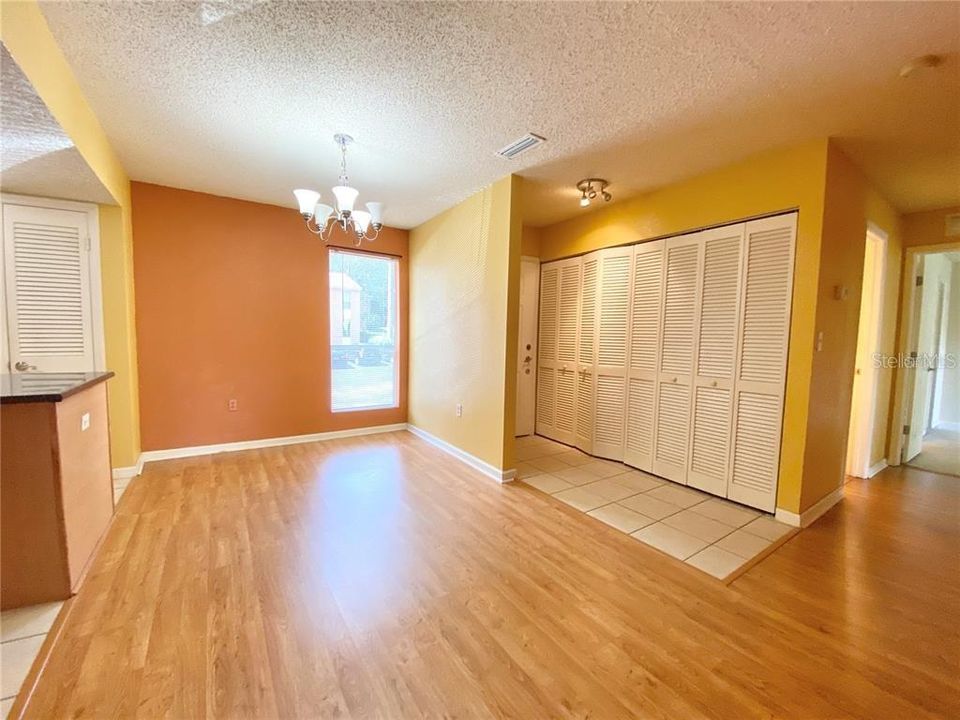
4,2,141,467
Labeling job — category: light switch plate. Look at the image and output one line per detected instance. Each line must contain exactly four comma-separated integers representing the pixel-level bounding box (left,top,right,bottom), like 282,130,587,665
81,412,91,431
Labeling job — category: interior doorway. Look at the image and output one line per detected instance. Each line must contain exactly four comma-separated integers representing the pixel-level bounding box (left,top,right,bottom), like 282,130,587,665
898,247,960,476
516,256,540,436
846,227,887,478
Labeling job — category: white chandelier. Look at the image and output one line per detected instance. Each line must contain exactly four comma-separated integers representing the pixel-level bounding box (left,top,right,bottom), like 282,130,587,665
294,133,383,244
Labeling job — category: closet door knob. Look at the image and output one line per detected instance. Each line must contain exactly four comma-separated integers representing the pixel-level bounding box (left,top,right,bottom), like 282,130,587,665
711,380,718,387
672,377,678,383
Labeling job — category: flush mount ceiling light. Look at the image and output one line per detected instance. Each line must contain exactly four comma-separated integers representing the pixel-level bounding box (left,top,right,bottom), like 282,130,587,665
293,133,383,244
576,178,611,208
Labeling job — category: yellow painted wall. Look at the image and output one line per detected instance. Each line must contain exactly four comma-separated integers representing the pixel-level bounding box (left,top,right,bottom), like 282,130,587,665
902,206,960,249
409,176,521,471
799,143,902,510
2,1,141,468
539,140,829,513
521,225,541,257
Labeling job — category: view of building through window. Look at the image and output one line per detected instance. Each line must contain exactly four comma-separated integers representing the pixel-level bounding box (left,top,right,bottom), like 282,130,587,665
329,249,399,411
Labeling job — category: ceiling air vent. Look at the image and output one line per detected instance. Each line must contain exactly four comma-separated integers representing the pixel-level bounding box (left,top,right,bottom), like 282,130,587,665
946,213,960,237
496,133,546,159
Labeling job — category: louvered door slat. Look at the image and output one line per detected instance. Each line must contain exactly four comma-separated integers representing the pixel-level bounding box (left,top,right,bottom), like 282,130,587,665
653,382,690,469
557,264,580,364
538,265,558,364
625,377,655,464
660,243,699,376
727,214,797,512
4,205,95,372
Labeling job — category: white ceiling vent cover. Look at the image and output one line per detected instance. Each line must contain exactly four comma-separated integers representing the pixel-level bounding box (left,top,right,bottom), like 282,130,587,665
945,213,960,237
496,133,546,159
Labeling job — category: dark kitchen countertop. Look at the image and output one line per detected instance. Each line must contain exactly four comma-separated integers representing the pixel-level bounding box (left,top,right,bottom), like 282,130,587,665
0,371,115,404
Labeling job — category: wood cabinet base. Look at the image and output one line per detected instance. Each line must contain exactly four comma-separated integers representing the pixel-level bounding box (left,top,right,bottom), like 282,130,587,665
1,383,114,609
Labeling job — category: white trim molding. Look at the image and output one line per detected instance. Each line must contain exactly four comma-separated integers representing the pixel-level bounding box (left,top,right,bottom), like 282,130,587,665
112,454,145,481
406,425,516,484
866,459,888,478
775,485,844,528
135,423,408,465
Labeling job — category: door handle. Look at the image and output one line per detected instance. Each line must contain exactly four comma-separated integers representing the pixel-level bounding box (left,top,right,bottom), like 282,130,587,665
14,361,36,372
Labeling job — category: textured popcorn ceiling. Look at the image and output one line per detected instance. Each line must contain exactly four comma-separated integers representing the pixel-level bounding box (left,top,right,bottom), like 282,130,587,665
0,46,114,205
37,1,960,228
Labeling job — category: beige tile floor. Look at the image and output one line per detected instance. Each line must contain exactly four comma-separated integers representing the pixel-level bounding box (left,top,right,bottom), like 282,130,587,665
516,435,795,579
0,601,64,718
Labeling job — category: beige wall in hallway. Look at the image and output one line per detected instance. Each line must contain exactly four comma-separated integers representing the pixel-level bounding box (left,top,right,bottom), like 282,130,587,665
940,262,960,427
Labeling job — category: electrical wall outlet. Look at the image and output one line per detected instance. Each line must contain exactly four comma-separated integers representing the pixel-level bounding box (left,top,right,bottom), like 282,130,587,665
81,412,90,431
456,403,463,417
228,399,238,412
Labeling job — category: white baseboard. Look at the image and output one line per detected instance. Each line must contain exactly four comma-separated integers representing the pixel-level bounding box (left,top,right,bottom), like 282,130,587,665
406,425,515,484
775,485,844,528
136,423,409,465
934,420,960,431
866,459,888,478
112,454,145,481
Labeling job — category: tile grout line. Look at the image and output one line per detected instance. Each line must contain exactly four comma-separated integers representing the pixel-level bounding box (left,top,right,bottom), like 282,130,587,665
1,631,50,645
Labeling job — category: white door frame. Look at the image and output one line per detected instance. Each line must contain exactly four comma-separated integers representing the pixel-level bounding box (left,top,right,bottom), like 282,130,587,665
1,193,106,372
889,240,960,465
516,255,540,436
846,224,887,478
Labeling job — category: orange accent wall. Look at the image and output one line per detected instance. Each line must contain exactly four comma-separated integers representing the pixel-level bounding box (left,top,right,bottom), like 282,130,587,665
132,182,408,451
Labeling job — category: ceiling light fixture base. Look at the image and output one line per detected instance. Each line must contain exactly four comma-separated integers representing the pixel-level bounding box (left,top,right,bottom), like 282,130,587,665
576,178,612,207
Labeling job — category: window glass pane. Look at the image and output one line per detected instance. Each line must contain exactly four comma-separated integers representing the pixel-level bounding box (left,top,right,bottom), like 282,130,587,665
330,249,399,411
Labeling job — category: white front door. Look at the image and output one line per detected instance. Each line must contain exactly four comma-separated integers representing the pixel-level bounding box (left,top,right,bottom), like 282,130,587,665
516,257,540,436
2,201,98,373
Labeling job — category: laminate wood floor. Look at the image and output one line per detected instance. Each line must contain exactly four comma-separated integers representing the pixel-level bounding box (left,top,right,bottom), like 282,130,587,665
12,431,960,719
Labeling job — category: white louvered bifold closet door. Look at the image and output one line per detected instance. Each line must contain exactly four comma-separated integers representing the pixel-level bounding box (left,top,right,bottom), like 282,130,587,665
575,252,598,453
651,233,702,483
536,257,581,444
3,204,95,372
623,240,663,472
536,262,559,437
592,246,632,460
554,258,582,445
727,213,797,511
686,224,745,496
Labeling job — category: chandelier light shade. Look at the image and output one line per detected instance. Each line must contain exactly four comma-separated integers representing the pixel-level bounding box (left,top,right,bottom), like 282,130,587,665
294,133,384,244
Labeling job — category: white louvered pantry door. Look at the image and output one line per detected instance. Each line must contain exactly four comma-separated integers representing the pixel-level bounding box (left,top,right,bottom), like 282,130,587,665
651,233,703,484
623,240,664,472
727,213,797,512
3,203,96,372
592,246,633,460
536,256,581,444
575,252,598,453
686,224,745,496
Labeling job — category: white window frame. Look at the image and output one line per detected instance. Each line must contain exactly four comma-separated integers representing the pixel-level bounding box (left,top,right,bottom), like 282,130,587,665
328,247,400,413
0,193,107,372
